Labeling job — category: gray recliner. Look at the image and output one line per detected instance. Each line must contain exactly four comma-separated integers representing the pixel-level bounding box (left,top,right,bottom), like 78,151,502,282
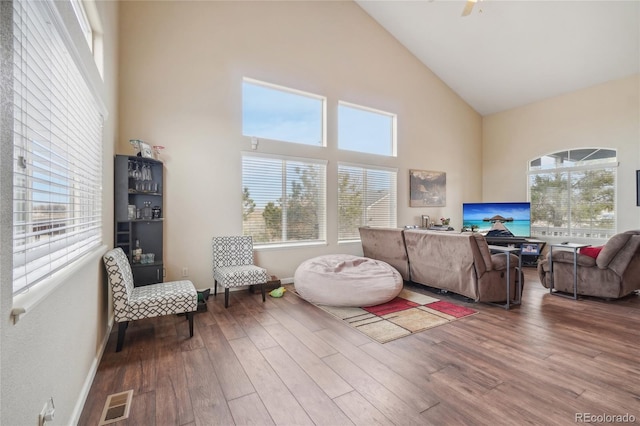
538,230,640,299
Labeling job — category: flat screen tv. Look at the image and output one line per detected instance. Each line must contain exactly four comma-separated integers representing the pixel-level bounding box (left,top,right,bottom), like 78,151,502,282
462,202,531,238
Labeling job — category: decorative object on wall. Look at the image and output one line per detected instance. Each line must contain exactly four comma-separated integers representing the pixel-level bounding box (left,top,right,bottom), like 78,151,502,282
152,145,165,161
129,139,142,154
140,142,154,159
410,169,446,207
637,170,640,207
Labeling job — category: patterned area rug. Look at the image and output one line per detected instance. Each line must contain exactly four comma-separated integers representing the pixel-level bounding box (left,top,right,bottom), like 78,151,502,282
317,289,477,343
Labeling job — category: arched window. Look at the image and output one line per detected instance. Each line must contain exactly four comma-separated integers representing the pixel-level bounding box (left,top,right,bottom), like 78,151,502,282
528,148,618,240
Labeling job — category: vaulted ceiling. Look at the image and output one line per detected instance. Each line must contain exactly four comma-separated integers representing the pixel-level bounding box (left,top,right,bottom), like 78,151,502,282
355,0,640,115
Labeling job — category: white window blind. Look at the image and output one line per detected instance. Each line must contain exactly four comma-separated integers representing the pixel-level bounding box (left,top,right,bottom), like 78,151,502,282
242,153,326,246
528,148,617,240
12,0,103,294
338,163,397,241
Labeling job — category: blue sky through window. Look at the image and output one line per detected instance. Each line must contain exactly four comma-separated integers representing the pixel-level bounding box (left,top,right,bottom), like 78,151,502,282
242,80,323,146
338,103,395,156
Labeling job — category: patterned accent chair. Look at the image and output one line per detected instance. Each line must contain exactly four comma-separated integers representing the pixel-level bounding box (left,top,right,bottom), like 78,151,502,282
103,248,198,352
212,236,269,308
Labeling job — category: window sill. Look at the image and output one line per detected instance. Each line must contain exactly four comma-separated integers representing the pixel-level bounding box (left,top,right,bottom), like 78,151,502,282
254,241,328,251
11,244,108,324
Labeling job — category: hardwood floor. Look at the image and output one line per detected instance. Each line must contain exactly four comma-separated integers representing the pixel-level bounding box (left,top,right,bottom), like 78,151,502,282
79,268,640,425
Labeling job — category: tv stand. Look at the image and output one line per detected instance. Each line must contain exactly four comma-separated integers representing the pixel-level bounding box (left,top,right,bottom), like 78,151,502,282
484,236,546,267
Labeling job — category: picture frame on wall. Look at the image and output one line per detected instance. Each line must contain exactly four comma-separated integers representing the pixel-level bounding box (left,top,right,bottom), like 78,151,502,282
140,142,154,159
409,169,446,207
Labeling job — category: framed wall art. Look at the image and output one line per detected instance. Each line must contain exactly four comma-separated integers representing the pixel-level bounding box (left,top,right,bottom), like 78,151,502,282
410,169,446,207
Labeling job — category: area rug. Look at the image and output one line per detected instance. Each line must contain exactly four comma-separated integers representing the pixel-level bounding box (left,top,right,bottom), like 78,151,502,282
316,289,477,343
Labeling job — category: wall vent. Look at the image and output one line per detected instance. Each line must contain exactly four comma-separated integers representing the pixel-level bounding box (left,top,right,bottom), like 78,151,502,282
98,390,133,425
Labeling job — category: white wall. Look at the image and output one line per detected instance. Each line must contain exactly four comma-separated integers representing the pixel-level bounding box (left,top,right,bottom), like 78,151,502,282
482,75,640,236
0,1,118,424
117,0,483,286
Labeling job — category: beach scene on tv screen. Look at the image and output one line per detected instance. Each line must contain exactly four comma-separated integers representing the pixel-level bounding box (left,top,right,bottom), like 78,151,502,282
463,202,531,237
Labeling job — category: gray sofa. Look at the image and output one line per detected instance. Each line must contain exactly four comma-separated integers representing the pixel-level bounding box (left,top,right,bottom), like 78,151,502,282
359,227,410,281
537,230,640,299
359,227,519,303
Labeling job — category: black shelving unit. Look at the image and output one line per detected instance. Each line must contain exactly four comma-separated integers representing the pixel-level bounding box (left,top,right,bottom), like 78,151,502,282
114,155,164,286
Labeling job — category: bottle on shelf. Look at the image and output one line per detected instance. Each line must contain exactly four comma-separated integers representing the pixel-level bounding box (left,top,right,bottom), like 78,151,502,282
142,201,152,220
133,239,142,263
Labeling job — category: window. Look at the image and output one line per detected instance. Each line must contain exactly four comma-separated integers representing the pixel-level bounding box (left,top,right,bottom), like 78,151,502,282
70,0,93,52
242,153,326,246
338,163,397,241
11,0,104,294
528,148,617,240
338,102,396,156
242,78,325,146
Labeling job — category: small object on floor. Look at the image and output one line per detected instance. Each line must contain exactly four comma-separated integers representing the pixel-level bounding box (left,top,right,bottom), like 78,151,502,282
249,276,281,294
196,289,210,312
269,286,286,298
197,289,211,302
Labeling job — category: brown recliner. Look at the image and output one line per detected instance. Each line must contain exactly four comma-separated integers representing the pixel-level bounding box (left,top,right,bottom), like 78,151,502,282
538,230,640,299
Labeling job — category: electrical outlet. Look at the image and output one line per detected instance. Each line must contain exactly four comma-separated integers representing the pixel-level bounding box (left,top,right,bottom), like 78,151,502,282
182,267,188,277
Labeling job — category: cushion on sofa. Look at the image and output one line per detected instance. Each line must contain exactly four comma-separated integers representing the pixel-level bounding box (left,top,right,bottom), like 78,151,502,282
579,245,604,259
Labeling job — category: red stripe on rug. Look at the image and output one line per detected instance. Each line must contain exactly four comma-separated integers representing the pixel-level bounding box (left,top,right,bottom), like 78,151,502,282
364,297,419,316
427,300,476,318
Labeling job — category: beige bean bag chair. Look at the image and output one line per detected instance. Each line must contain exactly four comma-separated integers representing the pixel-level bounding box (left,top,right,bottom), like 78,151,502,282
294,254,403,307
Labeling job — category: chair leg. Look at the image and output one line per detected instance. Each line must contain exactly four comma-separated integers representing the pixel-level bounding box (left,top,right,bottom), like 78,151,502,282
261,282,266,302
214,280,218,296
187,312,194,337
116,321,128,352
224,287,230,308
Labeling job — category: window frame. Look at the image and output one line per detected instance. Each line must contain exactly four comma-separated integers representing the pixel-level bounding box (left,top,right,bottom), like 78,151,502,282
527,148,618,240
242,77,327,148
241,152,327,249
9,0,106,299
70,0,93,52
338,101,397,157
337,162,398,243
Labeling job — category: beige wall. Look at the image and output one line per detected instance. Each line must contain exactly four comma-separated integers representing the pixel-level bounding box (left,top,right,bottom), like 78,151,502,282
0,1,118,424
118,0,482,285
482,75,640,237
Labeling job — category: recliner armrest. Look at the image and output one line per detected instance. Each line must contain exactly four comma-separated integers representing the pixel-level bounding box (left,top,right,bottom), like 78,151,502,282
549,250,596,267
490,253,520,271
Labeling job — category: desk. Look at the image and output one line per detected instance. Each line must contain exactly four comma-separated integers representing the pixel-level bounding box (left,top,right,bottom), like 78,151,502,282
488,245,522,310
549,243,590,300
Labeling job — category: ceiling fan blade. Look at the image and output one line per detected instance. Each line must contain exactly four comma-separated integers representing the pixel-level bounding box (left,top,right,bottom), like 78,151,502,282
461,0,477,16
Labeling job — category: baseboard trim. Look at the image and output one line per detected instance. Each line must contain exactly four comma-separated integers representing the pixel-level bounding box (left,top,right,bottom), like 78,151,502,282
70,316,114,425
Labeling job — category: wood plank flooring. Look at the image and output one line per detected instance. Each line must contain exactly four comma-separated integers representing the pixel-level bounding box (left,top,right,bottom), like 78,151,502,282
79,269,640,425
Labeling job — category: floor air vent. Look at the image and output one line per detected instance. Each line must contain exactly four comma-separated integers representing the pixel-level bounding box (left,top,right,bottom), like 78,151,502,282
99,390,133,425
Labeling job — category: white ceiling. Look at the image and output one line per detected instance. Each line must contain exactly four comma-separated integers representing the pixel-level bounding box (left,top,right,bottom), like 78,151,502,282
355,0,640,116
